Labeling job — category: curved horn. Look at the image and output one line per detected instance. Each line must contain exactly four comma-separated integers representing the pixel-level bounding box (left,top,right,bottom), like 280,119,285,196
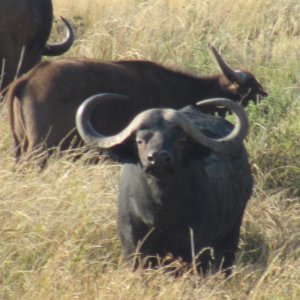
76,94,180,149
43,17,74,56
160,98,249,152
192,98,248,151
208,44,249,84
76,95,175,149
76,93,135,148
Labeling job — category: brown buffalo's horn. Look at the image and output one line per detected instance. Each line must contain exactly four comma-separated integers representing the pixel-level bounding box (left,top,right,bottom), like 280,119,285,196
43,17,74,56
208,44,249,84
76,94,248,153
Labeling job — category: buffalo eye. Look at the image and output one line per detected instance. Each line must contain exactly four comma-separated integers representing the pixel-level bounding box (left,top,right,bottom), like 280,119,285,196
136,138,145,146
136,130,153,147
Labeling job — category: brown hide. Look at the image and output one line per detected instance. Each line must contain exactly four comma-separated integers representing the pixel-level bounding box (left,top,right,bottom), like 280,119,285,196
7,51,267,161
0,0,73,92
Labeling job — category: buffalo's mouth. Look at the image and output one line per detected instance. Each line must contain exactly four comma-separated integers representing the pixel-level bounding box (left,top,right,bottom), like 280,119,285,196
240,87,268,105
144,163,175,178
253,91,268,103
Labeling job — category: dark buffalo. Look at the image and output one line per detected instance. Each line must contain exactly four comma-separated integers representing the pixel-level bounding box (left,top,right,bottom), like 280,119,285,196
7,44,267,162
76,94,253,276
0,0,74,92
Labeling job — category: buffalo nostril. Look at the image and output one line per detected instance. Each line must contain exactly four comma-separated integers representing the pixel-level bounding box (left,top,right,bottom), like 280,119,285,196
147,151,171,165
147,153,155,164
161,152,171,163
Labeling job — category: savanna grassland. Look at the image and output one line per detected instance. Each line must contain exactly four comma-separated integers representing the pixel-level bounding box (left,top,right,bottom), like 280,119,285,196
0,0,299,299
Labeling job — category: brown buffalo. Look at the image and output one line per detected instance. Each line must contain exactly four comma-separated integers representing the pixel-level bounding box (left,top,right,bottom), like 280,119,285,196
0,0,74,92
7,44,267,162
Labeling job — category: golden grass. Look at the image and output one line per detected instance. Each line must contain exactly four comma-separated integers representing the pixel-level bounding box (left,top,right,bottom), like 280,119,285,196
52,0,300,64
0,0,299,299
0,154,299,299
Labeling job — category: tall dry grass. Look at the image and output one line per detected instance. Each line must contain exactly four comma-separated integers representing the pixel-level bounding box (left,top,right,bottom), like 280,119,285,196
53,0,300,64
0,0,299,299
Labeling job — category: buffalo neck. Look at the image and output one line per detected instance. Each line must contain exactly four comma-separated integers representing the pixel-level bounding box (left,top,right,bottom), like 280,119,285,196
122,162,206,228
117,60,237,108
149,71,236,108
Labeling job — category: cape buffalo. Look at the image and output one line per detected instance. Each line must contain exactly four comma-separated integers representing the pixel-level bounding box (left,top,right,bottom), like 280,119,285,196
76,94,253,276
0,0,74,92
7,44,267,162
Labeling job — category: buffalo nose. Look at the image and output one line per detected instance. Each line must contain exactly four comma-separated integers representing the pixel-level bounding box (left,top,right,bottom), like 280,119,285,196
147,151,171,165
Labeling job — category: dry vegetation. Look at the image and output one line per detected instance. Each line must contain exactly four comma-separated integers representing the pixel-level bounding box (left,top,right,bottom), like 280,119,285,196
1,0,300,299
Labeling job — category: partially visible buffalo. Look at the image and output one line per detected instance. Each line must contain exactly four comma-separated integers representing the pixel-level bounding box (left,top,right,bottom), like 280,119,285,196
7,44,267,162
0,0,74,92
76,94,253,276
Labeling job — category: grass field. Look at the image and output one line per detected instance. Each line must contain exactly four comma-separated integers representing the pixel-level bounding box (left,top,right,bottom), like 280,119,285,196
0,0,299,299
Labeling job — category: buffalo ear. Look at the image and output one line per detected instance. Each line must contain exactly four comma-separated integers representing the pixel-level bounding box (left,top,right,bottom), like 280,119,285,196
105,138,139,163
227,82,240,94
183,139,212,161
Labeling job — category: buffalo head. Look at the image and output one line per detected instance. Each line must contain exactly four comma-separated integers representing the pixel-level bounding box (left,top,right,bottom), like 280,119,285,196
208,44,268,106
76,94,249,169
